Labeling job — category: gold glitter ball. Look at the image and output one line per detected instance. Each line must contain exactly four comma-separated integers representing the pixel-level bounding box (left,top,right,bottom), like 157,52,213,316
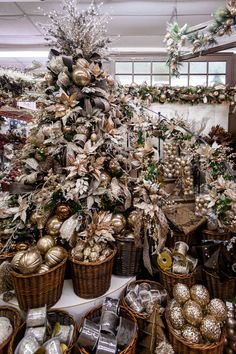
207,298,227,322
170,306,186,330
200,315,221,342
190,284,210,307
182,325,202,344
183,300,203,326
173,283,190,305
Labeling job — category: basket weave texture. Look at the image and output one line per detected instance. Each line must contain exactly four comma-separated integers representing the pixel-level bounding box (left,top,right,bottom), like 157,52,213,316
166,230,193,248
201,228,231,241
78,305,138,354
8,309,77,354
11,257,67,311
0,306,21,354
113,237,142,276
69,245,116,299
165,305,225,354
202,268,236,300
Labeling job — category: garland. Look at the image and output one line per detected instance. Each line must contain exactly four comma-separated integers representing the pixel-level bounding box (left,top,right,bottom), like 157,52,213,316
164,1,236,76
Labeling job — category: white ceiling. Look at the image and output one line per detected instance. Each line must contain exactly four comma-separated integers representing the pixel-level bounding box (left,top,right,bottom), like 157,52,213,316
0,0,227,68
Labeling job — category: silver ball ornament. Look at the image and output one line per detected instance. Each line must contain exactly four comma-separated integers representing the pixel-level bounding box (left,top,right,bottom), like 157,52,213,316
170,306,186,329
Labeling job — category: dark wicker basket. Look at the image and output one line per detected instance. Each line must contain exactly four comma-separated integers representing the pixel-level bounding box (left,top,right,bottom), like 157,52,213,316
165,305,225,354
201,228,231,241
78,305,138,354
166,230,194,248
0,306,21,354
8,309,77,354
202,269,236,300
69,245,116,299
0,252,16,266
158,265,197,297
113,237,142,276
11,257,67,311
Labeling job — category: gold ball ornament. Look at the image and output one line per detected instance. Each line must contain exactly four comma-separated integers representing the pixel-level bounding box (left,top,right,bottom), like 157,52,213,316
127,210,140,228
18,248,42,274
46,216,63,237
200,315,221,342
44,72,54,86
111,214,126,234
170,306,186,330
76,58,89,69
106,75,114,86
173,283,190,305
99,171,111,187
72,68,91,86
90,133,97,142
181,325,202,344
55,204,71,221
207,298,227,322
45,246,67,267
183,300,203,326
11,251,26,270
37,236,55,255
190,284,210,307
37,264,50,274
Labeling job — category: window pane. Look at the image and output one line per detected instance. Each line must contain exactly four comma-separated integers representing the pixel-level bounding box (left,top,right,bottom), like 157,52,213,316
153,75,170,85
179,62,188,74
189,75,207,86
116,62,132,74
116,75,132,85
171,75,188,86
134,62,151,74
208,62,226,74
208,75,226,86
152,62,169,74
190,62,207,74
133,75,151,85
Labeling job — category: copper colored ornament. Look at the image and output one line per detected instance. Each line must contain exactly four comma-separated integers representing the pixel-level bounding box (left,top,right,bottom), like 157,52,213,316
200,315,221,342
76,58,89,69
37,236,55,255
183,300,203,326
72,68,91,86
99,171,111,187
11,251,26,270
45,246,67,267
170,306,186,330
207,298,227,322
173,283,190,305
190,284,210,307
16,243,28,251
18,248,42,275
181,325,201,344
111,214,126,234
127,210,140,228
46,216,63,237
55,204,71,221
31,212,40,224
37,264,50,274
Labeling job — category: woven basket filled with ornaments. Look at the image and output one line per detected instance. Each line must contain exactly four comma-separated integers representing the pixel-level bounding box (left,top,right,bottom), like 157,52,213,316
10,242,67,311
166,283,226,354
0,306,22,354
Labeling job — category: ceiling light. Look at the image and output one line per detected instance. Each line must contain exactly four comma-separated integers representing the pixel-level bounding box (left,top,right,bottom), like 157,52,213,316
0,51,49,58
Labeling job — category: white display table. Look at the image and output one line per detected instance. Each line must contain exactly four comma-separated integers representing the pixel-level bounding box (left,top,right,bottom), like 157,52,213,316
0,275,135,321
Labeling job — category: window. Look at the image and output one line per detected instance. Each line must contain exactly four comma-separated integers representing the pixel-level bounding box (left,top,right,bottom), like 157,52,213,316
115,59,227,87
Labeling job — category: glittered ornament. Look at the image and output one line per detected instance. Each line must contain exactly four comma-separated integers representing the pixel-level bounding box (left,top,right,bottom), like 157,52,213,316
207,298,227,322
46,216,63,237
111,214,126,234
45,246,67,267
37,236,55,255
200,315,221,342
55,204,71,221
72,67,91,86
170,306,186,329
173,283,190,305
18,248,42,274
99,171,111,187
37,264,50,274
190,284,210,307
182,325,201,344
127,210,140,228
183,300,203,326
11,251,26,270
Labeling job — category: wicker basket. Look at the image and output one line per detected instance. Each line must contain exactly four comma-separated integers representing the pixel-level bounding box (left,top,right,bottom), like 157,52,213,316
166,230,194,248
0,251,16,266
121,280,167,353
158,265,197,297
0,306,21,354
113,237,142,276
78,305,138,354
201,228,231,241
202,269,236,300
8,309,77,354
69,245,116,299
165,305,225,354
11,257,67,311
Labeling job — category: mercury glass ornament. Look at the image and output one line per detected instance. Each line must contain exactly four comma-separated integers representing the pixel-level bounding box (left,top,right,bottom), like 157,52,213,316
37,236,55,255
170,306,186,330
37,264,50,274
127,210,140,228
111,214,126,234
18,249,42,274
183,300,203,326
190,284,210,307
208,298,227,322
200,315,221,342
173,283,190,305
182,325,201,344
46,216,63,237
72,67,91,86
55,204,71,221
11,251,26,270
45,246,67,267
